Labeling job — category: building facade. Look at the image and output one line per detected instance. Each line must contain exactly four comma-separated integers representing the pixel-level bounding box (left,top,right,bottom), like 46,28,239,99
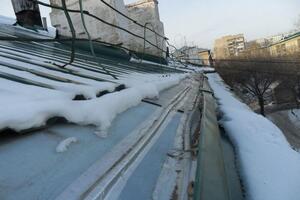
198,50,212,66
50,0,129,46
126,0,166,57
269,32,300,57
240,40,270,58
215,31,300,59
214,34,245,59
49,0,166,58
266,34,285,45
174,46,208,65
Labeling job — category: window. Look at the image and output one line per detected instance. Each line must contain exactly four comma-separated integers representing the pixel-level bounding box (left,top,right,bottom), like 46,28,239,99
276,44,287,55
280,44,287,55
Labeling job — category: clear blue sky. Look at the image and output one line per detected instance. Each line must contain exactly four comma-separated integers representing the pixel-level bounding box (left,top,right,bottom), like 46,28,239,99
2,0,300,49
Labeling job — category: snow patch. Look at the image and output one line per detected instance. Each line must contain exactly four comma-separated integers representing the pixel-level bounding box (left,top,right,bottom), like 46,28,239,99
56,137,78,153
0,75,185,135
207,73,300,200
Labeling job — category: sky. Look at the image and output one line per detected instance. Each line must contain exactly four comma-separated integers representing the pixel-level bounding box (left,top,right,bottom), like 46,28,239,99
1,0,300,49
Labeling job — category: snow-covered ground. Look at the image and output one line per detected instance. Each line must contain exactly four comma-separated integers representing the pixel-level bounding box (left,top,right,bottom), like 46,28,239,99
207,73,300,200
268,109,300,150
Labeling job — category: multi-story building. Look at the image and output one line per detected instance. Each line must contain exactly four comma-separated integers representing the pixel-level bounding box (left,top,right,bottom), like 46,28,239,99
213,34,245,59
269,32,300,57
266,29,300,46
216,31,300,59
266,34,285,45
174,46,209,65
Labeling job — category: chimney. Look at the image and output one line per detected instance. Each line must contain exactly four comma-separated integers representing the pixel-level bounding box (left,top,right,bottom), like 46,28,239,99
11,0,43,28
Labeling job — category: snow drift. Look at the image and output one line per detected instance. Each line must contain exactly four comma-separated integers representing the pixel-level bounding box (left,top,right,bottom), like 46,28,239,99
207,73,300,200
0,74,185,136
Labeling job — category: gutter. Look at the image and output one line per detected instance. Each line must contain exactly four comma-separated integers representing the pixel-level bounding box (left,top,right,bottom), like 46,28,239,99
193,77,232,200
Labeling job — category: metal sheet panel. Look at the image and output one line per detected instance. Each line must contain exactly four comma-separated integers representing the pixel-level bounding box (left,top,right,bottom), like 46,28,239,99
194,79,232,200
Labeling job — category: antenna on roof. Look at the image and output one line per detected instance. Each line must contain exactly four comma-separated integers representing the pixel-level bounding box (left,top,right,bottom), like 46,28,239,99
11,0,43,29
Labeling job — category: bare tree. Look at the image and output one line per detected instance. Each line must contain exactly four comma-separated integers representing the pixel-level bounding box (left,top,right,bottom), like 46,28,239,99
282,74,300,109
215,59,278,116
215,46,300,116
236,70,276,116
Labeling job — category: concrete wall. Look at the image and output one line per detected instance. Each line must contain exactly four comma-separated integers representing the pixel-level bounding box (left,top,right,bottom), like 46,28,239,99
126,0,166,57
49,0,166,58
49,0,130,46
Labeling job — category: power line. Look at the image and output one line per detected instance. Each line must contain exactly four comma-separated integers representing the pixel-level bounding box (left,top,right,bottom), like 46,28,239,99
0,36,181,65
32,0,167,53
98,0,168,40
179,58,300,64
10,0,192,70
78,0,118,79
60,0,76,68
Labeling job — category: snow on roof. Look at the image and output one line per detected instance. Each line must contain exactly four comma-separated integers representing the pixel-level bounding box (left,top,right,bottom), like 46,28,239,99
208,73,300,200
0,21,188,135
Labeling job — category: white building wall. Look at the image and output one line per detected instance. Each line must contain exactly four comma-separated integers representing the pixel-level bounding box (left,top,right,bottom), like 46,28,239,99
186,48,202,65
126,0,166,57
49,0,129,46
49,0,166,57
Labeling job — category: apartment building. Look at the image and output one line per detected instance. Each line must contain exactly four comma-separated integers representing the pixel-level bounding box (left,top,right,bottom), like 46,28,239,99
266,34,285,45
174,46,208,65
214,34,245,59
269,32,300,57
